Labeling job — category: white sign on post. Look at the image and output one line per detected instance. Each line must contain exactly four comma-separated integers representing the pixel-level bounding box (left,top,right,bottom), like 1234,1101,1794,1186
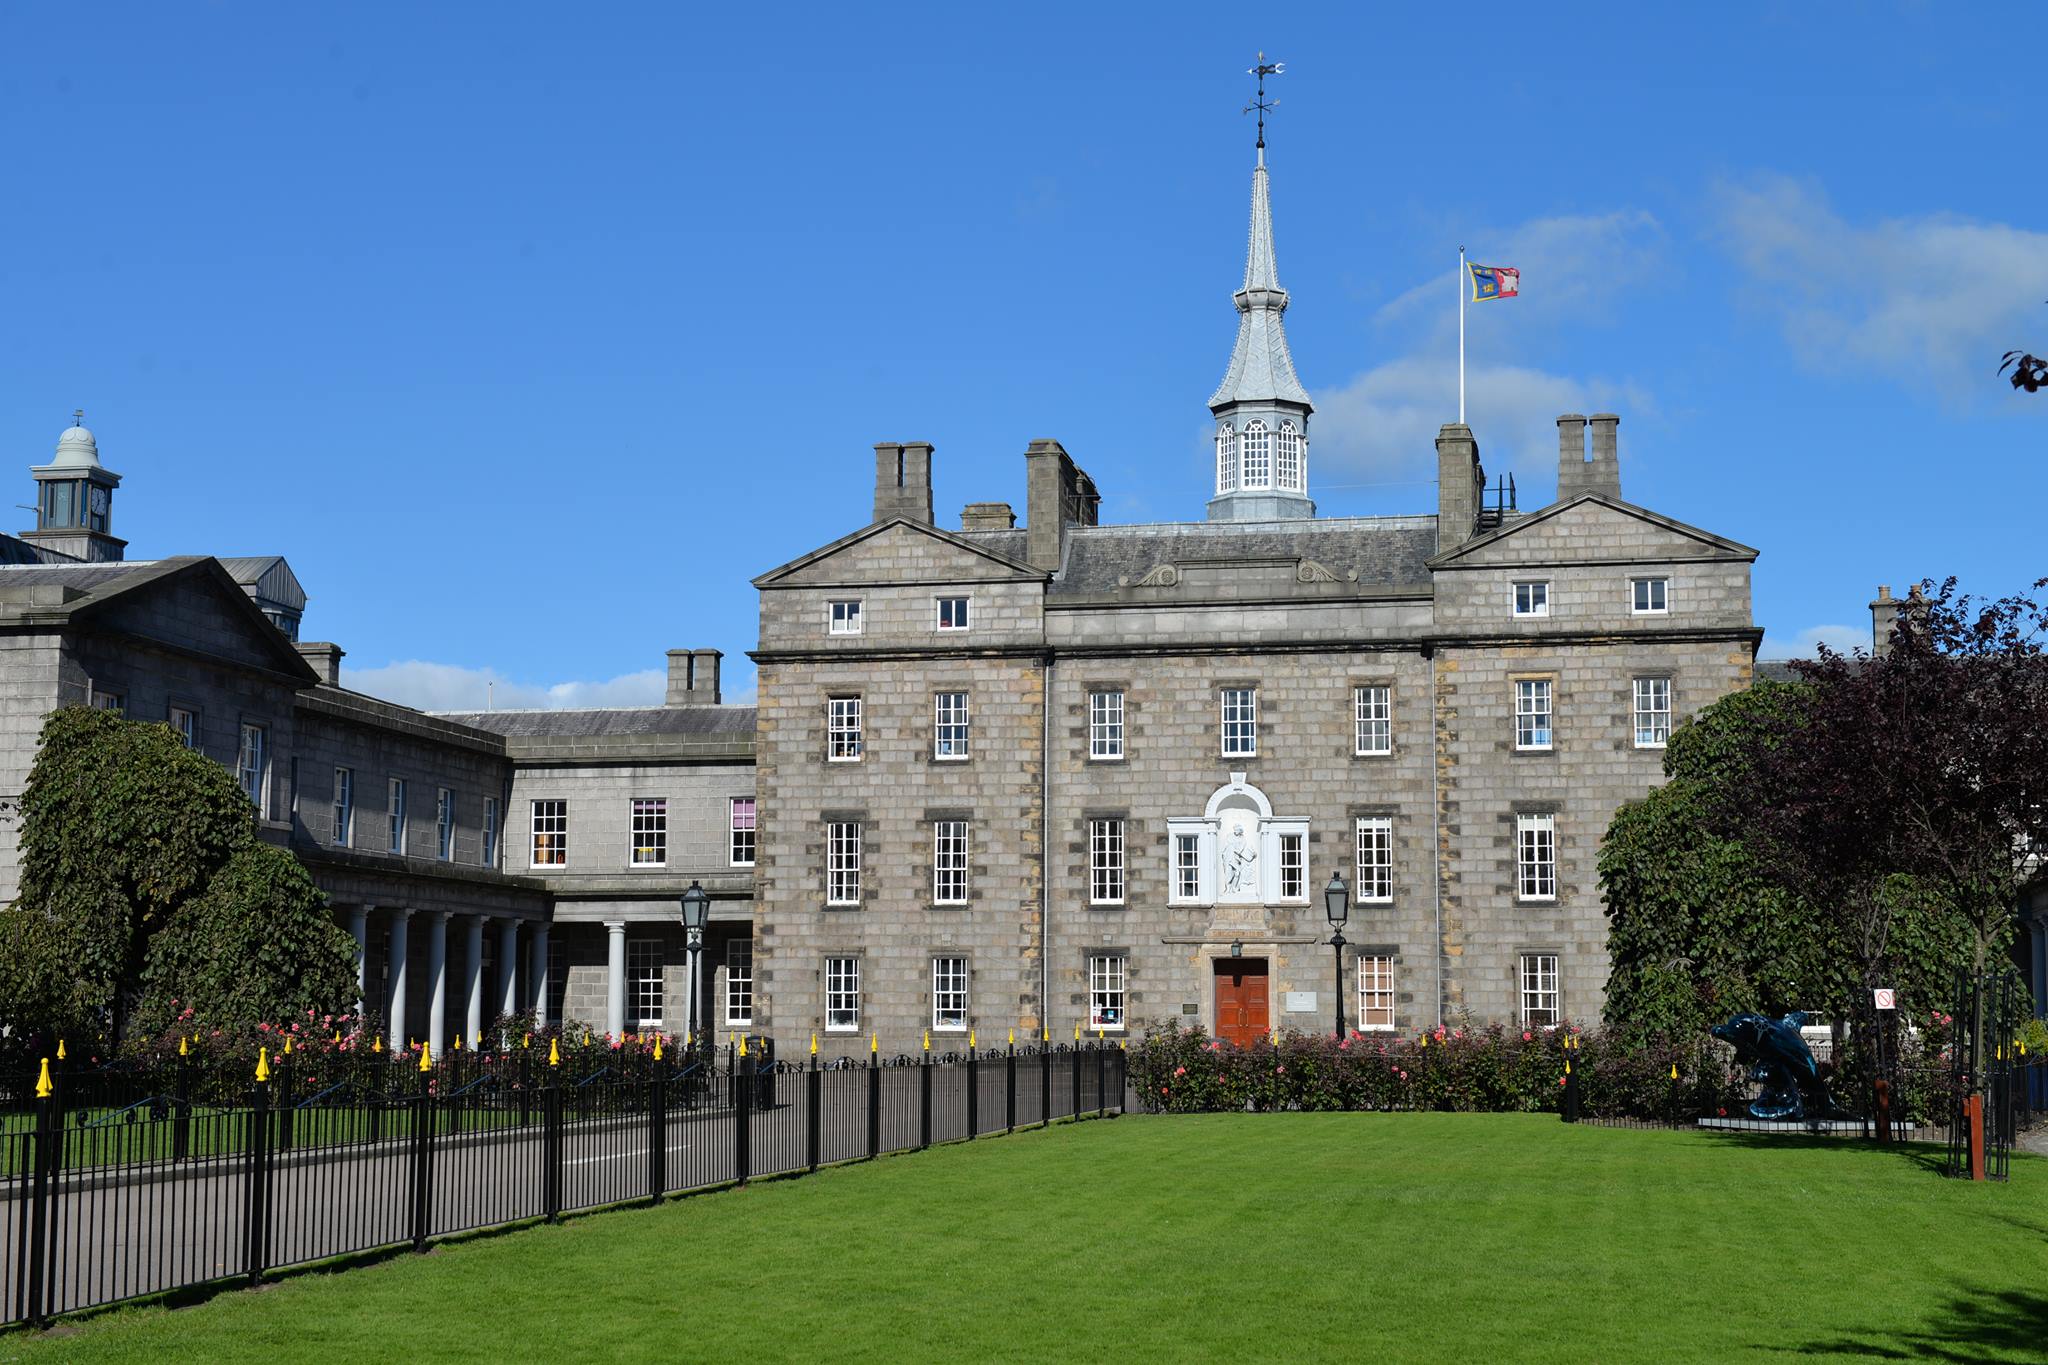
1873,988,1896,1011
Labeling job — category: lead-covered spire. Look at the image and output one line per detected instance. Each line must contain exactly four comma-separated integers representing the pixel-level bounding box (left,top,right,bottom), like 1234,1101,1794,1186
1207,147,1312,411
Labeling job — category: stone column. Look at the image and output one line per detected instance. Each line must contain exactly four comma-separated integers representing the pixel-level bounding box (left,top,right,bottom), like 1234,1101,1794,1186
425,911,449,1060
346,906,369,1010
605,920,627,1038
386,908,412,1053
499,918,520,1020
463,915,486,1046
530,922,552,1029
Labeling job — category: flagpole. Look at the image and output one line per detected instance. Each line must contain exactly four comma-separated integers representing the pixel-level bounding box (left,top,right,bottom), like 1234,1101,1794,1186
1458,245,1466,425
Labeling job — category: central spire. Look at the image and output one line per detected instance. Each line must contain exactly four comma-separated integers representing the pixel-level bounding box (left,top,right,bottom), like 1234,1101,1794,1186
1206,56,1314,522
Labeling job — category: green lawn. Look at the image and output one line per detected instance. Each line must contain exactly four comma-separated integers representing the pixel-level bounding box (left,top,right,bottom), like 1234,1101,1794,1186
9,1114,2047,1363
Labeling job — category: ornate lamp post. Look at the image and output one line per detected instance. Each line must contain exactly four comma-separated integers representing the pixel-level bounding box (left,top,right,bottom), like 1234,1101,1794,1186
679,881,709,1050
1324,872,1350,1039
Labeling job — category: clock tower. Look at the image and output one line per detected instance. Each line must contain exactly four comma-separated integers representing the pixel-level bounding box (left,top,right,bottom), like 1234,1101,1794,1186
21,415,126,563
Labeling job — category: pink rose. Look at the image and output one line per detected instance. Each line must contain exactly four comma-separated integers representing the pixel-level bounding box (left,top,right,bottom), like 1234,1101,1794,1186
1173,1066,1186,1076
1523,1031,1533,1042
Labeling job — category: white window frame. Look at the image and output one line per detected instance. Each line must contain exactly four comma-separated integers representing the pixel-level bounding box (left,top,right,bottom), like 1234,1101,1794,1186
436,787,455,861
530,798,567,868
934,596,971,632
1241,419,1271,489
169,705,197,749
1220,688,1258,758
827,821,862,906
628,939,664,1029
725,940,754,1027
1633,676,1673,749
238,723,267,814
1630,577,1670,616
1089,690,1124,761
1520,953,1561,1027
932,819,968,905
1276,420,1303,493
1355,817,1394,903
1357,955,1396,1032
1088,818,1126,906
932,956,969,1032
1513,580,1550,618
1089,954,1126,1031
933,691,970,760
631,797,668,867
729,797,756,867
1279,832,1305,901
825,957,861,1032
332,767,353,848
482,797,499,869
1353,685,1392,756
1514,679,1554,752
1215,425,1238,494
93,690,125,714
1517,813,1557,902
1173,833,1201,902
827,696,863,762
827,598,864,635
388,776,407,855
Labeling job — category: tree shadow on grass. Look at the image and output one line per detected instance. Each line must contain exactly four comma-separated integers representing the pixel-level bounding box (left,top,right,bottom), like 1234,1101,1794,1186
1797,1286,2048,1362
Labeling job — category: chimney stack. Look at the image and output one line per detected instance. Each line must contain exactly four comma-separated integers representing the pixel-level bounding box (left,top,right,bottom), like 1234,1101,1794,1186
961,502,1016,532
295,641,345,686
1558,413,1621,500
872,442,935,524
1434,424,1484,555
1023,438,1094,572
666,649,723,705
1869,586,1898,657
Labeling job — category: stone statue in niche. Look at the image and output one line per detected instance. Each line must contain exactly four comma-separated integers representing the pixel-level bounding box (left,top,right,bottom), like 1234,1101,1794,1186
1221,815,1259,894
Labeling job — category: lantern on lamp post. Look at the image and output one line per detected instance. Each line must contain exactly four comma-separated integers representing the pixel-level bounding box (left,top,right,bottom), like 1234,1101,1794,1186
1324,872,1350,1040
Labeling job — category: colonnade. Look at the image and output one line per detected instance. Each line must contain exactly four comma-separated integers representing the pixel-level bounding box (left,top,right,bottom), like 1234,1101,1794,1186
341,905,550,1053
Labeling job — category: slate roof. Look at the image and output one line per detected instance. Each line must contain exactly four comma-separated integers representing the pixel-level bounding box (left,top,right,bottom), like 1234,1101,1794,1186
0,560,159,591
1753,660,1805,685
1208,156,1312,410
438,706,757,739
1049,517,1438,596
952,528,1029,563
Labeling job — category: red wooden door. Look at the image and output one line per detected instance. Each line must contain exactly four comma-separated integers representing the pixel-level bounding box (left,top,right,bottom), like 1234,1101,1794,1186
1214,960,1270,1048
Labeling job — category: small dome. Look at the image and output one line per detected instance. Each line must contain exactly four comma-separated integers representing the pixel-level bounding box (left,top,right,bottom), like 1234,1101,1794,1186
51,425,100,469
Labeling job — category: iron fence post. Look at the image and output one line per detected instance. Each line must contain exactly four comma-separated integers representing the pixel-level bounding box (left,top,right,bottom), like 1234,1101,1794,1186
745,1047,761,1186
409,1063,434,1251
649,1067,666,1202
245,1076,273,1286
1070,1044,1082,1120
544,1079,563,1222
966,1048,978,1140
519,1046,532,1127
1040,1043,1051,1130
23,1084,55,1329
806,1055,822,1173
866,1054,880,1159
1096,1044,1106,1119
919,1053,932,1151
1006,1043,1016,1135
173,1048,192,1161
276,1054,295,1152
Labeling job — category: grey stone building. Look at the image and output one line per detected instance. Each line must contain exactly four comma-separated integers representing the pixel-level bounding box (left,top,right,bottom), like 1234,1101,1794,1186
748,140,1762,1056
0,420,754,1051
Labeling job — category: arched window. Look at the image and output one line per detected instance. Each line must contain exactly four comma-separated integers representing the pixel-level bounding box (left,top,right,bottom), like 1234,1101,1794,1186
1276,421,1304,492
1242,420,1271,489
1215,426,1238,495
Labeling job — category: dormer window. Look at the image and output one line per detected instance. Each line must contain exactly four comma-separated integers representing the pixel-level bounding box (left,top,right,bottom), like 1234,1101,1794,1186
1276,421,1304,493
1215,426,1239,494
1242,420,1271,489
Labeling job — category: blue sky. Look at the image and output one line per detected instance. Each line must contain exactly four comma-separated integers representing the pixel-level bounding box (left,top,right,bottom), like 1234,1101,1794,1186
5,4,2041,708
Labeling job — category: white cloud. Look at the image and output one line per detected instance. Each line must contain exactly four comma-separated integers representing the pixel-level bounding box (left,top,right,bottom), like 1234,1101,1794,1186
1759,624,1868,660
341,660,667,712
1312,211,1666,481
1714,175,2048,401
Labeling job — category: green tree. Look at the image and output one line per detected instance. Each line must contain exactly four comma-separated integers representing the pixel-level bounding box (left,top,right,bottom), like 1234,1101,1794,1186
0,705,358,1043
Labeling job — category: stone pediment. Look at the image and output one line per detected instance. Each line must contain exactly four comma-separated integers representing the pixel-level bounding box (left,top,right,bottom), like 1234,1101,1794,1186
753,519,1043,589
1429,495,1757,569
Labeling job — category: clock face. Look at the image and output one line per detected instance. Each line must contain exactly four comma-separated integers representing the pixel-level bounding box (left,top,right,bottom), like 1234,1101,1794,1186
88,488,108,515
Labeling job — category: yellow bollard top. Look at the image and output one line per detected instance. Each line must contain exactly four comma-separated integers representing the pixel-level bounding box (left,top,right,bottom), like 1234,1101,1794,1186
922,1029,930,1053
810,1033,818,1057
35,1057,52,1099
1669,1062,1679,1080
871,1033,878,1054
969,1029,976,1049
1074,1023,1081,1042
454,1033,463,1052
256,1046,270,1083
523,1032,532,1049
419,1042,432,1072
653,1034,664,1061
333,1030,341,1045
1008,1028,1015,1047
179,1036,189,1058
282,1034,293,1056
739,1034,748,1059
548,1038,561,1067
57,1039,66,1061
373,1035,383,1054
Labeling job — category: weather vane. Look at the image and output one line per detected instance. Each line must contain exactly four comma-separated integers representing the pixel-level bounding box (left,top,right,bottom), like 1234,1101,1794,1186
1245,52,1283,151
